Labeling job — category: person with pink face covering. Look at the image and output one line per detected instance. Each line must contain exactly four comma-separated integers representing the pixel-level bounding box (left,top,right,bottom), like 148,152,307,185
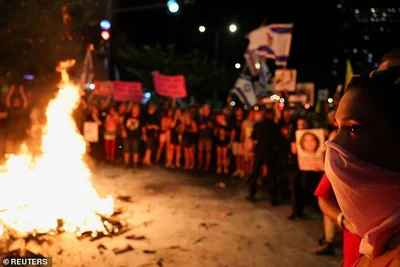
314,49,400,266
325,67,400,266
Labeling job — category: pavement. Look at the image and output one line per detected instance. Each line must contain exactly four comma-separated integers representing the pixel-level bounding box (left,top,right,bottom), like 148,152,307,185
7,164,343,267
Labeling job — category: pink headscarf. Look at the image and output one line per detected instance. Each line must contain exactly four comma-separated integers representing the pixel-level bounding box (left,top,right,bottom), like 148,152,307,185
325,140,400,257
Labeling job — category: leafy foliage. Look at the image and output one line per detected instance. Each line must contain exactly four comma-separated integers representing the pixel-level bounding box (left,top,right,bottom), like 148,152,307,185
0,0,105,83
118,44,234,102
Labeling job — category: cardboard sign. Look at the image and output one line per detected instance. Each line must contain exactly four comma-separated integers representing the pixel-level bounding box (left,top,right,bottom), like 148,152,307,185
94,81,113,96
288,94,307,104
296,83,315,106
318,89,329,101
113,81,143,102
83,121,99,143
152,71,187,98
295,129,325,171
273,69,297,92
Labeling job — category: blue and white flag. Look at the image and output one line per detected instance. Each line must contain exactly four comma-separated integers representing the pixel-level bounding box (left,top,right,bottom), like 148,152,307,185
246,23,293,67
244,51,260,77
79,48,95,90
259,60,272,85
230,78,257,107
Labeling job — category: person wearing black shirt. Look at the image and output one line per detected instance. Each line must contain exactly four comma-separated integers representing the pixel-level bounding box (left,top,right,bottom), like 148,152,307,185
168,109,184,168
143,103,160,166
246,109,282,205
122,104,144,168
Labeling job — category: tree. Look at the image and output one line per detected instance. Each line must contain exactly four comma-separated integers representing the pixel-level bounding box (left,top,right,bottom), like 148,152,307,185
0,0,106,85
117,44,235,103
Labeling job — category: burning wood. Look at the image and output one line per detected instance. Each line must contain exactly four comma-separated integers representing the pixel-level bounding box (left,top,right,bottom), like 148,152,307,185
0,60,115,256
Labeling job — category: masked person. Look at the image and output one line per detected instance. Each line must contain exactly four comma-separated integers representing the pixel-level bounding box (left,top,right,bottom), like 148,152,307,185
325,67,400,266
315,49,400,266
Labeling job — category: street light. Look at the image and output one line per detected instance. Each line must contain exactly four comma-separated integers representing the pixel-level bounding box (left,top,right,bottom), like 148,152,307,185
229,24,237,33
101,30,110,41
100,19,111,30
199,25,206,33
167,0,180,13
235,63,241,69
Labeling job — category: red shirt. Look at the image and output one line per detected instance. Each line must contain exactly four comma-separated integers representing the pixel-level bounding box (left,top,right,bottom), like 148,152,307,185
314,173,361,267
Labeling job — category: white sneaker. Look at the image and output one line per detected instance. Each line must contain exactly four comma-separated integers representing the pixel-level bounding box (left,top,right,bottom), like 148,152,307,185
217,167,222,174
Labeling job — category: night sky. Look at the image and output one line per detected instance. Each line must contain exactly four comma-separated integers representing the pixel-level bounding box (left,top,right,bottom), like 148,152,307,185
114,0,400,91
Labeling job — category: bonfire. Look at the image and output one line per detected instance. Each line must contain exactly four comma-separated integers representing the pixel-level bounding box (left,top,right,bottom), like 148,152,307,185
0,61,116,253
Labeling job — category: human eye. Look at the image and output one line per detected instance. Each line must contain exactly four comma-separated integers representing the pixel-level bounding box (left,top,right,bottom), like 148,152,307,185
346,124,362,135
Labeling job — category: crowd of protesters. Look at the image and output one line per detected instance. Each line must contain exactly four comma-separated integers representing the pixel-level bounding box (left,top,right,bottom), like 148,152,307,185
1,49,400,267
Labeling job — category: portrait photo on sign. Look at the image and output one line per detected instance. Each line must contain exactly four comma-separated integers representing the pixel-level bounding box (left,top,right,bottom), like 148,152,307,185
273,69,297,92
296,83,315,106
295,129,325,171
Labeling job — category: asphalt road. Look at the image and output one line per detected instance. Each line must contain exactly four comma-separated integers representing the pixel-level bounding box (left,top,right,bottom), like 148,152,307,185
7,164,343,267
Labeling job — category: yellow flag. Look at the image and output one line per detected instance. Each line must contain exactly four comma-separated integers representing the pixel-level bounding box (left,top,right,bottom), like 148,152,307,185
344,59,354,92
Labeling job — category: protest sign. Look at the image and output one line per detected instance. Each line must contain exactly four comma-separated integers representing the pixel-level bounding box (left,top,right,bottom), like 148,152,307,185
295,129,325,171
113,81,143,102
152,71,187,98
273,69,297,92
93,81,113,96
296,83,315,106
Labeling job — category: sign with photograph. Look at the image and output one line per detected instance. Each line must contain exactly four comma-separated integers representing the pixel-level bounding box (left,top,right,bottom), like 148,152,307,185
296,83,315,106
295,129,325,171
273,69,297,92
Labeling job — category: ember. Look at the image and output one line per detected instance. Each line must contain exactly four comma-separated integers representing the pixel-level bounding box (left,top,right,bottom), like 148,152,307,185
0,60,114,246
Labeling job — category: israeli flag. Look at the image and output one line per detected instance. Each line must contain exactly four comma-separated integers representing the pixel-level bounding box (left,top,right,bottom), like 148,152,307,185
230,78,257,107
79,48,95,90
246,24,293,67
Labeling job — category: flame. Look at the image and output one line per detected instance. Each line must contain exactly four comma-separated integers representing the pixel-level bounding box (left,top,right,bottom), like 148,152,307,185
0,60,114,236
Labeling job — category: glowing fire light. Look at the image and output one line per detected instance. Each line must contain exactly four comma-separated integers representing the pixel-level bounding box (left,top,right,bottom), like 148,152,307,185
0,60,114,236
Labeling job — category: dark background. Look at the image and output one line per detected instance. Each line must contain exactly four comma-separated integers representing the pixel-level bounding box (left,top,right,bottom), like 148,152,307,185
0,0,399,99
114,0,400,90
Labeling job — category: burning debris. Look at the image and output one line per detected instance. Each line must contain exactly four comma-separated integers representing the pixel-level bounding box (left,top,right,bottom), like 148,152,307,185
0,207,129,258
0,60,116,257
